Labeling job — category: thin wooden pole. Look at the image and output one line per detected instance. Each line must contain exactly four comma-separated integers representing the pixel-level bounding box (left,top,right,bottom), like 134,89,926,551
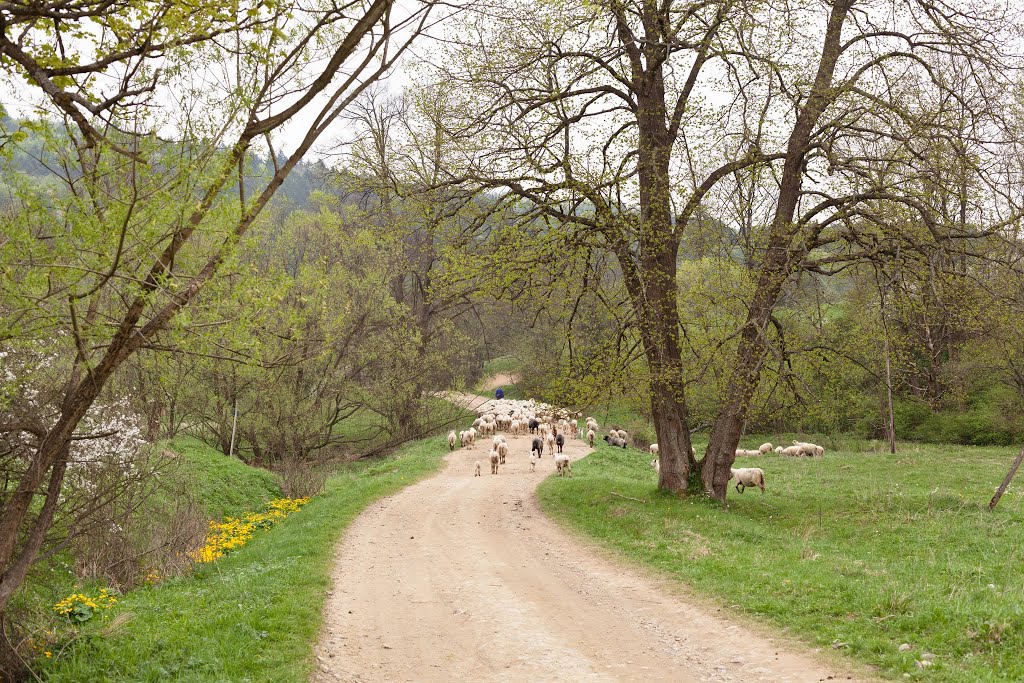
884,333,896,454
229,401,238,457
989,446,1024,510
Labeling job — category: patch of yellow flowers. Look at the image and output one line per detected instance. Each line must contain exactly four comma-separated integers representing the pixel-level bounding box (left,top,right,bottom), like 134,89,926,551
193,497,310,563
53,588,117,622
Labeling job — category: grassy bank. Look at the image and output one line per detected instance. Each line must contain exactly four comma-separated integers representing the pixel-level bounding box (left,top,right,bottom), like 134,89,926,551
37,436,449,682
538,440,1024,681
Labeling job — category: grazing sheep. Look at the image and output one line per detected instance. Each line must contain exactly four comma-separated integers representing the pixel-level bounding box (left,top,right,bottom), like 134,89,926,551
555,433,565,453
497,441,509,464
758,442,773,454
602,434,627,449
555,453,572,477
729,467,765,493
587,429,595,447
650,458,660,473
650,443,659,455
531,437,543,459
544,433,556,457
735,448,762,458
617,430,629,444
608,429,619,439
474,460,481,476
490,450,500,474
792,440,824,457
779,444,805,457
448,430,458,450
529,451,538,472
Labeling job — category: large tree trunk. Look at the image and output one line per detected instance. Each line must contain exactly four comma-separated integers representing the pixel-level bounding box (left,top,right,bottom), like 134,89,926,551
702,0,853,500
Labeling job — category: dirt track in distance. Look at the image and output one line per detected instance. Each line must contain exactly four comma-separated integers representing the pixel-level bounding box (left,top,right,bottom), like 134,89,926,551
312,395,871,682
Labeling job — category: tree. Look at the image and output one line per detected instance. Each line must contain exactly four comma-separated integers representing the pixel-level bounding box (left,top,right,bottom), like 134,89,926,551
0,0,443,616
421,0,1023,499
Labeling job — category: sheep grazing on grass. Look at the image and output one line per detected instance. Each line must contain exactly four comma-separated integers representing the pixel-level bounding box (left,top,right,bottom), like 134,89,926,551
490,450,500,474
759,442,773,454
603,434,627,449
777,445,803,457
618,430,629,444
448,430,458,450
729,467,765,494
531,437,543,459
650,458,660,473
792,440,824,457
544,433,556,457
608,429,619,439
735,448,762,458
497,441,509,464
474,460,481,477
587,429,595,447
555,434,565,453
650,443,659,455
529,451,538,472
555,453,572,477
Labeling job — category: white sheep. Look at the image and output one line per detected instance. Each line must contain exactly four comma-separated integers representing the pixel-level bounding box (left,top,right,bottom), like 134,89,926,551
618,430,629,444
544,433,556,457
778,445,803,456
650,458,660,473
650,443,659,455
735,448,762,458
474,460,481,476
497,441,509,464
608,429,619,439
792,440,824,457
490,450,500,474
555,453,572,477
729,467,765,493
586,429,595,446
448,430,457,450
460,430,470,449
529,451,538,472
758,442,773,454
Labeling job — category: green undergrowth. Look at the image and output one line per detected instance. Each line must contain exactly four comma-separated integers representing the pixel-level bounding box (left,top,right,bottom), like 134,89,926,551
36,436,448,682
160,436,282,519
538,440,1024,681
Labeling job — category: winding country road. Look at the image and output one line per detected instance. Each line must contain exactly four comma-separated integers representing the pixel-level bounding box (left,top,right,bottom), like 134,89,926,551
312,395,869,682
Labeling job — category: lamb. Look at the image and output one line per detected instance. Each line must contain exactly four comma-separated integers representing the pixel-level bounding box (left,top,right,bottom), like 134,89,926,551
493,435,503,450
490,450,500,474
555,453,572,477
474,460,481,476
758,442,773,454
544,433,556,457
735,448,762,458
650,443,659,455
587,429,595,447
555,433,565,453
602,434,627,448
729,467,765,493
531,437,544,459
448,430,458,450
650,458,660,473
529,451,538,472
497,441,509,464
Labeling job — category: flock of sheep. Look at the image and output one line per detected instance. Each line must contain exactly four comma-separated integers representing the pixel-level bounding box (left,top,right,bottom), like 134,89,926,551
447,398,826,496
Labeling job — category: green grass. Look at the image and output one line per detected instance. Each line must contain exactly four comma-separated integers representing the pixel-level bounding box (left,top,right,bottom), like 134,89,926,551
161,436,282,519
538,440,1024,681
36,436,449,682
482,355,522,376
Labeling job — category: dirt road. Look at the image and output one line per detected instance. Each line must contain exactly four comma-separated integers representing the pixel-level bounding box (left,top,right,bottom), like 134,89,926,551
312,403,868,682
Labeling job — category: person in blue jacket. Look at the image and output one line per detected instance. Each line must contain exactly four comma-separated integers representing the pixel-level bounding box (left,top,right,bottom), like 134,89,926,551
495,387,504,400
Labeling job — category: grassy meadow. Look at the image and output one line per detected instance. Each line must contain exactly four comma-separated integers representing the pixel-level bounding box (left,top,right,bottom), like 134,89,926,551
539,438,1024,681
32,436,450,682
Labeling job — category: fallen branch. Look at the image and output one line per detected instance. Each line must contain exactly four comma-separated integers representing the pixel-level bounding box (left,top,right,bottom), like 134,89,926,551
610,491,647,504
